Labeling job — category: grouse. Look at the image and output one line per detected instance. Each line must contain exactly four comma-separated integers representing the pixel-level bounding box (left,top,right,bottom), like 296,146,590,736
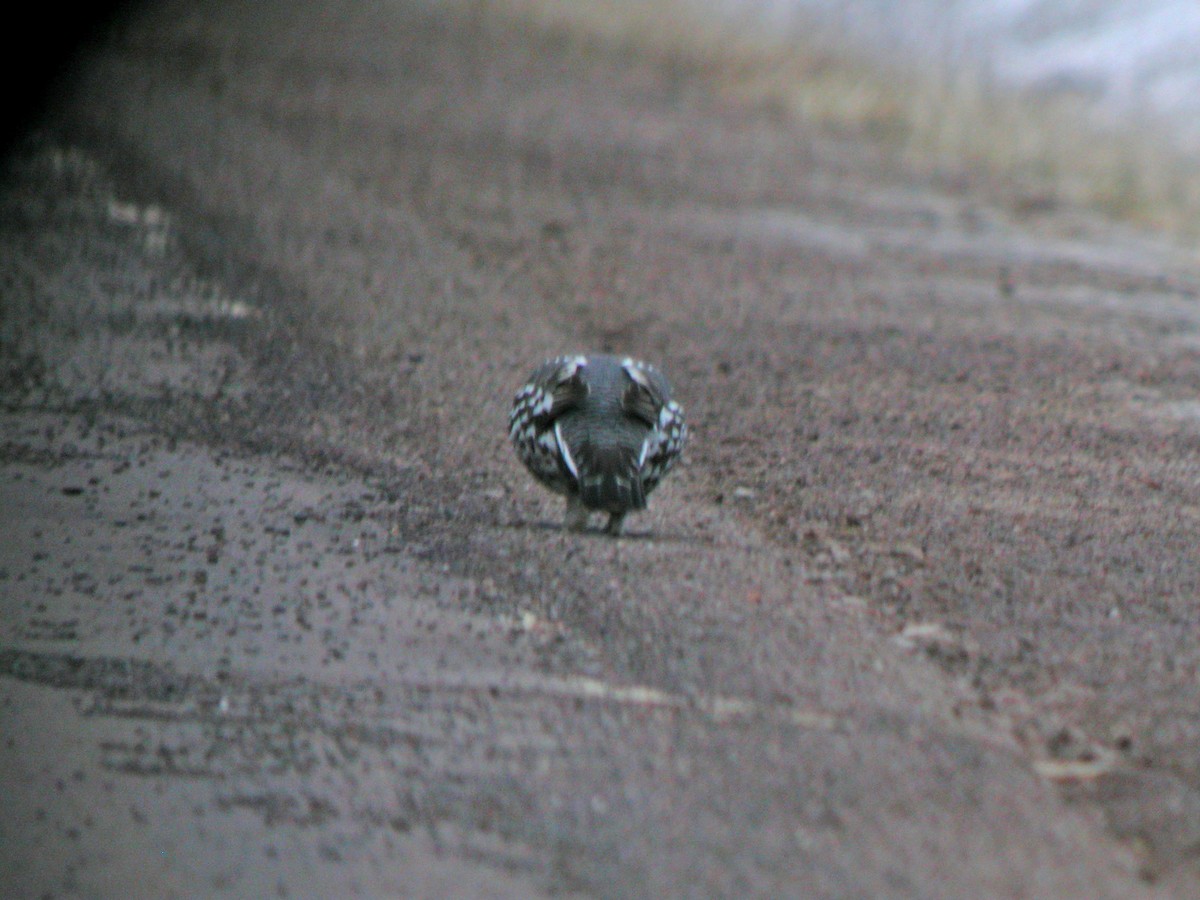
509,354,687,535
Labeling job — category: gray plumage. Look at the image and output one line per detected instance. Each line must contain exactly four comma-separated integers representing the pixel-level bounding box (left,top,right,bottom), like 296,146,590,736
509,354,687,535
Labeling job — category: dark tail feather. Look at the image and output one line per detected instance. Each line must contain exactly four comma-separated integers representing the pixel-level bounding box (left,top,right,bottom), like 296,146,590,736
577,446,646,513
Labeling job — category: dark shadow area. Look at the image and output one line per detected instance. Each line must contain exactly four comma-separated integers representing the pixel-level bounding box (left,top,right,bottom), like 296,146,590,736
3,1,143,157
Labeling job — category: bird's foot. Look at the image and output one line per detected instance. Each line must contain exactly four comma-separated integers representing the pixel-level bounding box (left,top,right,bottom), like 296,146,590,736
565,496,590,532
604,512,626,537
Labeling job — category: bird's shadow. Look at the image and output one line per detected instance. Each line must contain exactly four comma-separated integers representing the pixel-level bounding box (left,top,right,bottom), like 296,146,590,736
502,518,711,545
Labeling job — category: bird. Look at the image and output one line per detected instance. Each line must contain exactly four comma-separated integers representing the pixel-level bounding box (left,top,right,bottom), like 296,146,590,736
508,354,687,535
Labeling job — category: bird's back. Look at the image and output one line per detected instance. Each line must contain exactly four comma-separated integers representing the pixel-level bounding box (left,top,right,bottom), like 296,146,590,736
556,356,650,513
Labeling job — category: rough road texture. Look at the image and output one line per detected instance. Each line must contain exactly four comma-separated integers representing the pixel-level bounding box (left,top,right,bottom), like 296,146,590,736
4,0,1200,896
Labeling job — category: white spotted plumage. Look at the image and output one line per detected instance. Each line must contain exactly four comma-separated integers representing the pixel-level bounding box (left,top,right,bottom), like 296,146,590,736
509,353,686,535
640,398,687,493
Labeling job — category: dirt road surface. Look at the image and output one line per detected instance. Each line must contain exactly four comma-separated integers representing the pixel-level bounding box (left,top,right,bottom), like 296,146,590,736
4,1,1200,896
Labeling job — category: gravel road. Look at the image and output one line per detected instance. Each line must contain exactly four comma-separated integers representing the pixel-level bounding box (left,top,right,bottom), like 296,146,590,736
4,1,1200,896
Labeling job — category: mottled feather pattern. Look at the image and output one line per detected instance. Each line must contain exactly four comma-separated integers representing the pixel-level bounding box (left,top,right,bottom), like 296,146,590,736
508,355,589,492
641,398,687,493
509,353,686,534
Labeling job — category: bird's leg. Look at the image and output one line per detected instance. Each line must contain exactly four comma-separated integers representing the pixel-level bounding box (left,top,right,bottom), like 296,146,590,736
565,494,590,532
604,511,626,537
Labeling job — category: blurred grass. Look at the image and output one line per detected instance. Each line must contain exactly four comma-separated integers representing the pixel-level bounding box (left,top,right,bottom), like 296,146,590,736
486,0,1200,241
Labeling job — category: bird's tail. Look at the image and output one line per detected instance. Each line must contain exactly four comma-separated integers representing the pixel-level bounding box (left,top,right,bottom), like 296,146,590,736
575,444,646,513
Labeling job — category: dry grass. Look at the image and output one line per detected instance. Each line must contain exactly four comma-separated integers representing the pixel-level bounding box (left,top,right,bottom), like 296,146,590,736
482,0,1200,242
